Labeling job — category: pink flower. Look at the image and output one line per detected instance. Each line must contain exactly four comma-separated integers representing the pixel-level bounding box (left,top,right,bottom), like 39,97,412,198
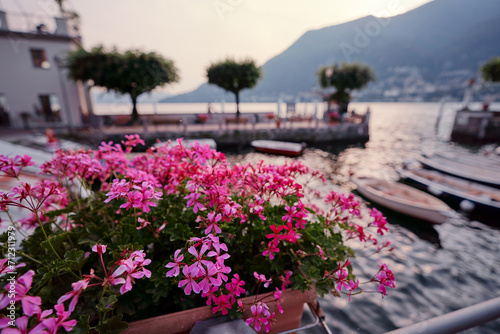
0,270,41,316
225,273,245,303
370,208,389,235
0,258,26,276
205,212,222,235
244,302,270,332
265,224,285,243
184,192,205,213
374,263,396,297
165,249,184,277
212,294,232,315
317,245,327,260
282,205,296,224
57,277,90,312
274,288,284,314
197,262,222,294
178,265,201,295
1,315,47,334
115,250,152,294
42,303,77,333
253,272,272,288
334,269,350,292
187,244,211,270
347,279,360,301
0,154,35,178
122,134,145,152
92,244,107,255
262,240,280,260
280,270,292,291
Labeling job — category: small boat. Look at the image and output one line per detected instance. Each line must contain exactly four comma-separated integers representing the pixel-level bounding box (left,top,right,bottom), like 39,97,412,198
351,176,455,224
419,155,500,189
399,168,500,225
430,151,500,171
250,140,305,157
155,138,217,150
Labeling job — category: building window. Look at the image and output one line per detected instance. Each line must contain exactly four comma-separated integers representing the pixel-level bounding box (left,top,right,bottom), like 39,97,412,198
39,94,61,122
30,49,50,69
0,94,10,127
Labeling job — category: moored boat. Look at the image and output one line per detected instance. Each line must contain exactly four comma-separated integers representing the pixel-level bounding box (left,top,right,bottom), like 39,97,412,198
418,155,500,189
351,176,455,224
431,151,500,171
250,140,305,157
399,168,500,225
155,138,217,150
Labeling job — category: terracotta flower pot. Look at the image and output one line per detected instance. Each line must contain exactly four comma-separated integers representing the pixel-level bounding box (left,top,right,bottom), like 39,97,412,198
124,288,317,334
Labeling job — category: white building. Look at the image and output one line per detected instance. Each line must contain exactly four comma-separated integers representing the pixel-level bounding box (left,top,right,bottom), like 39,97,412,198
0,10,91,129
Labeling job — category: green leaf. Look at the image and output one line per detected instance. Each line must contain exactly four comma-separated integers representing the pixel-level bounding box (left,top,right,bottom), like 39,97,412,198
97,295,118,313
72,314,91,334
96,314,129,334
40,231,70,253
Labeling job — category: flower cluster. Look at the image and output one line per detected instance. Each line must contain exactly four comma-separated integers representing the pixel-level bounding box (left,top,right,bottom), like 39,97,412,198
0,135,394,333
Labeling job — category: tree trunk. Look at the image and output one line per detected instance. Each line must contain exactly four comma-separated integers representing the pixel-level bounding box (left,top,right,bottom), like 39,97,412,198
235,92,240,118
131,95,139,124
339,101,349,115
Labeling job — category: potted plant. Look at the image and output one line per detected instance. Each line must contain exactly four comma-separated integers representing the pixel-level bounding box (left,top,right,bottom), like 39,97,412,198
327,111,340,123
196,114,209,124
0,135,395,333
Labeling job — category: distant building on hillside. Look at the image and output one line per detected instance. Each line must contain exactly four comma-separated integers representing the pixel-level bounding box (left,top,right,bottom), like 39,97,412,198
0,10,92,129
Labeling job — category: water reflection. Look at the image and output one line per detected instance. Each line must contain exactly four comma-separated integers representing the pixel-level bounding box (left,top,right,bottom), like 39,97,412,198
224,102,500,333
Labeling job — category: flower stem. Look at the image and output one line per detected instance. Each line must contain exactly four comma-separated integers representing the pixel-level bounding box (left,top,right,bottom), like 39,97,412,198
17,250,43,265
35,211,62,261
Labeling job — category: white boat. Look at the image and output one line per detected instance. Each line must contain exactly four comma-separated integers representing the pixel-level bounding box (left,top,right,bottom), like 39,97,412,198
155,138,217,150
399,168,500,225
351,176,455,224
250,140,305,157
419,155,500,188
431,151,500,171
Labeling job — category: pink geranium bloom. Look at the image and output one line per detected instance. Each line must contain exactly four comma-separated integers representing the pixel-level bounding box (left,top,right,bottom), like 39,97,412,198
212,294,232,315
178,265,201,295
166,249,184,277
92,244,107,255
253,272,272,288
57,279,89,312
42,303,77,333
1,315,47,334
205,212,222,235
244,302,269,332
262,240,280,260
334,269,350,292
0,270,41,317
197,262,222,293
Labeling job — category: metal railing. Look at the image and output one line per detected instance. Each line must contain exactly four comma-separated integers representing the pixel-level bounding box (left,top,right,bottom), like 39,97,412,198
385,296,500,334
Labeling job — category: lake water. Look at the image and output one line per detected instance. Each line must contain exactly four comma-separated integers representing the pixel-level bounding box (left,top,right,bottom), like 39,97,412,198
223,102,500,333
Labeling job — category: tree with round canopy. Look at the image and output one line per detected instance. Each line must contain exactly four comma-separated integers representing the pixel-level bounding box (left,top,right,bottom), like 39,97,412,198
206,59,262,118
318,63,375,115
481,57,500,83
66,46,179,123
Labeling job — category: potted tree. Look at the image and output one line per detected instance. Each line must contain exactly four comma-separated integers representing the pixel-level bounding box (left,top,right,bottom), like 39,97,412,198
318,63,375,117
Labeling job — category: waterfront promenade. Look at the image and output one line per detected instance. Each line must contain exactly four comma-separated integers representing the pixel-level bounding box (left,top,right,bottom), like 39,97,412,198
96,112,370,148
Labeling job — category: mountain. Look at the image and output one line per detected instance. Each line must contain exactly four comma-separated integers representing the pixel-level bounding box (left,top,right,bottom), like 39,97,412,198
163,0,500,103
92,91,173,104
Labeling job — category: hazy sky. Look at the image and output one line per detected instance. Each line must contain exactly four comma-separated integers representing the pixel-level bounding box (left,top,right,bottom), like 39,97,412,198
2,0,432,94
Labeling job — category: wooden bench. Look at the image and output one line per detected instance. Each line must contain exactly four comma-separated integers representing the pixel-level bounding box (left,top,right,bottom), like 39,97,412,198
289,116,313,123
225,117,249,124
152,118,183,126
